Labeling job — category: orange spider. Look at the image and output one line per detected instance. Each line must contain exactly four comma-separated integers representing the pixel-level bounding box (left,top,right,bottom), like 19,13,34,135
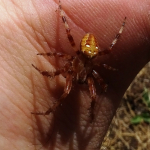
32,0,126,121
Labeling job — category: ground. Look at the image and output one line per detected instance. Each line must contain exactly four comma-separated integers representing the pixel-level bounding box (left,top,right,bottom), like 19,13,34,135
101,62,150,150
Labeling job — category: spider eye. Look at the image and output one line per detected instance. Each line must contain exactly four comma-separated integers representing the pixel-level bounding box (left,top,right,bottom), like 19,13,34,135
80,33,99,59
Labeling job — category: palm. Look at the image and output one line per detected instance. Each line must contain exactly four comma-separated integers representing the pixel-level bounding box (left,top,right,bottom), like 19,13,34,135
0,0,149,150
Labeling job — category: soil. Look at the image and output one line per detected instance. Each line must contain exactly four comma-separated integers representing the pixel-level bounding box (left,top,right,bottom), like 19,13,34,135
100,62,150,150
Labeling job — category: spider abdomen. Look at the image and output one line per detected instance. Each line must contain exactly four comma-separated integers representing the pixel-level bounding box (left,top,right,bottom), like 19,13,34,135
80,33,99,59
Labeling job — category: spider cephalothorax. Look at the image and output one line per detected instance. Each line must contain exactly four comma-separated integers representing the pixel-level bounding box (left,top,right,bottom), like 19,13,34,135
32,0,126,121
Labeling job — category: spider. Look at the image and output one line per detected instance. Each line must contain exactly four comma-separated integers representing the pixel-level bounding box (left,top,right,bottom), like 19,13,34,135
32,0,126,121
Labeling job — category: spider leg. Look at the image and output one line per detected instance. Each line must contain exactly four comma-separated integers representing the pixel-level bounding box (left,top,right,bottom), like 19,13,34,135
51,71,73,111
32,60,73,78
92,70,108,92
99,17,126,55
31,71,73,115
37,52,74,60
87,77,96,122
58,0,79,54
103,64,117,71
32,64,66,78
94,63,117,71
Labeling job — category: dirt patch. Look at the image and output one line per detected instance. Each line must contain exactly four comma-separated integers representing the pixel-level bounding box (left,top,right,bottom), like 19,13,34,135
101,62,150,150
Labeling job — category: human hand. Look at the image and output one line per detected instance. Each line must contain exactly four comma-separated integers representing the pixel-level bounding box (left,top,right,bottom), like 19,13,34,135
0,0,149,150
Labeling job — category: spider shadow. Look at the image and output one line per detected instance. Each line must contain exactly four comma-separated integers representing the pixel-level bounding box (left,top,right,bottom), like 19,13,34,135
31,4,98,149
32,82,98,150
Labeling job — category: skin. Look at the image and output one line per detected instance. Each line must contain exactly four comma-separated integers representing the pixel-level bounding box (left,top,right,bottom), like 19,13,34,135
0,0,150,149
